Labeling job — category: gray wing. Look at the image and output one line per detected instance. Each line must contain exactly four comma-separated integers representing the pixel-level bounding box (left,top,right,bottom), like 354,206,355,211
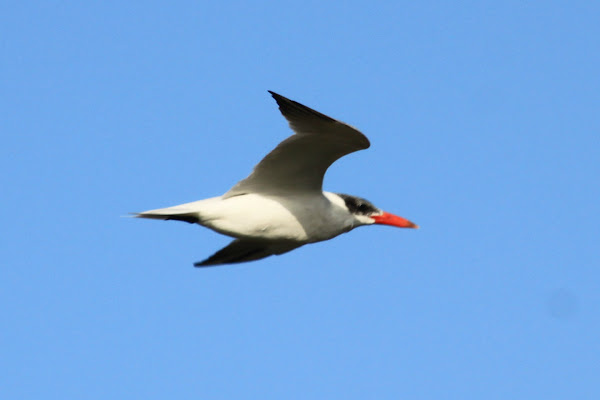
194,239,300,267
224,91,370,198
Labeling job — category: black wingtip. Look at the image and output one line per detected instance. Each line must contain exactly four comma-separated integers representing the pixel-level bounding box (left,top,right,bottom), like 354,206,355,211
194,260,212,268
268,90,286,102
267,90,338,124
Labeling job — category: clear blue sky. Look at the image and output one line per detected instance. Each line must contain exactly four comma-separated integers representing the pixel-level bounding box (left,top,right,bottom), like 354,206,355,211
2,1,599,399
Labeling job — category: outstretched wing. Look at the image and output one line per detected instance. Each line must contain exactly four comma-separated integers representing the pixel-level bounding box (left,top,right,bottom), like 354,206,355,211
195,239,300,267
224,91,370,198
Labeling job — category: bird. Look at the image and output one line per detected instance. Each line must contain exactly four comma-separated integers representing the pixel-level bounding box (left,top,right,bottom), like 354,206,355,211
135,91,418,267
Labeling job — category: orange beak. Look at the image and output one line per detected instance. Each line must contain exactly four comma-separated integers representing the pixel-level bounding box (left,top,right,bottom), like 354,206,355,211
371,212,419,229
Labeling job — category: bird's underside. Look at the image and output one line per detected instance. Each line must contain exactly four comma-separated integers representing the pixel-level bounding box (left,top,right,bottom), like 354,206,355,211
135,192,352,267
136,209,303,267
135,208,286,266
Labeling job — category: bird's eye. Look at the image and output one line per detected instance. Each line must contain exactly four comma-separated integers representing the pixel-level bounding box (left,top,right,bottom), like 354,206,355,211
357,203,369,213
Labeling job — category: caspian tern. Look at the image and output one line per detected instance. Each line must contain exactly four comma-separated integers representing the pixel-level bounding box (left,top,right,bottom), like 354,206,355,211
136,91,418,267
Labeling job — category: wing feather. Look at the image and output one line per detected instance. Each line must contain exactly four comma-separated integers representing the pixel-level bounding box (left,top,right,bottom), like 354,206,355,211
195,239,299,267
224,92,370,197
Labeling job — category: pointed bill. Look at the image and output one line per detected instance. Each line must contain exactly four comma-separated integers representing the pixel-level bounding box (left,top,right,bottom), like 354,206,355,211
371,212,419,229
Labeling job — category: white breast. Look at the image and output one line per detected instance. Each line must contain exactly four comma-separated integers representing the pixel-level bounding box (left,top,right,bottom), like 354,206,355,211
194,192,354,243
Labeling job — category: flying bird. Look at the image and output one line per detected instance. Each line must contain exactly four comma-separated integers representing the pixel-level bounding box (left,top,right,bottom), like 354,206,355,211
136,91,418,267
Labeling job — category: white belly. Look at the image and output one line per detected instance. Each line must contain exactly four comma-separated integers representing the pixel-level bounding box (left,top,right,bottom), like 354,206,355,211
191,193,353,242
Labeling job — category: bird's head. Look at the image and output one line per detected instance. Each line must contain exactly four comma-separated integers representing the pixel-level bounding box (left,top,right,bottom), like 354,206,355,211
335,193,419,229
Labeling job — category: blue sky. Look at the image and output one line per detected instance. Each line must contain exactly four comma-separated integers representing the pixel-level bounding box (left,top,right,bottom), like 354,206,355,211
2,1,599,398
